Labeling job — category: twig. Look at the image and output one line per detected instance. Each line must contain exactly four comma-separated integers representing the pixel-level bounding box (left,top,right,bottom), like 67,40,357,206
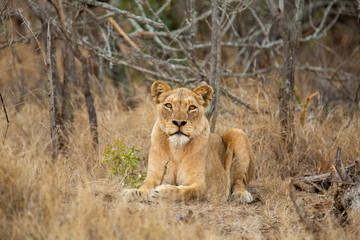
119,168,131,186
0,92,10,145
0,92,9,124
107,17,140,51
221,87,256,111
17,10,47,66
140,0,206,79
335,147,353,183
299,0,341,42
0,31,41,50
80,0,164,29
115,60,197,83
160,159,171,185
0,0,11,17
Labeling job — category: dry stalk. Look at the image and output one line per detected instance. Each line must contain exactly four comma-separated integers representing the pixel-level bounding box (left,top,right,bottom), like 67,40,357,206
107,17,140,51
0,92,10,145
300,91,319,125
0,92,9,124
160,159,171,185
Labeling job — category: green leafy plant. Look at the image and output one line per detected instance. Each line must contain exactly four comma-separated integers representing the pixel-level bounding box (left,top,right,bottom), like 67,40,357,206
101,139,146,187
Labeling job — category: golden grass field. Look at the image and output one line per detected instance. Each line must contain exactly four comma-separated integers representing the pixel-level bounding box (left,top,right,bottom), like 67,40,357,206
1,41,360,239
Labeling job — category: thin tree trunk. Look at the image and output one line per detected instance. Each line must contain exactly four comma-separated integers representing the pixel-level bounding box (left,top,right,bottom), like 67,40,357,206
71,45,99,149
60,40,76,153
206,0,221,132
46,20,59,164
82,60,99,149
67,3,99,149
43,20,63,141
267,0,304,152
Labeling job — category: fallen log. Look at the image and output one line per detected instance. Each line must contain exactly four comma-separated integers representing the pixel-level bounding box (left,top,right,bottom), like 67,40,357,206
292,147,360,224
292,164,355,193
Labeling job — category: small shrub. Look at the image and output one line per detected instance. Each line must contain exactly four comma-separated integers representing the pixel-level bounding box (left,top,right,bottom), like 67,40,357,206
101,139,146,187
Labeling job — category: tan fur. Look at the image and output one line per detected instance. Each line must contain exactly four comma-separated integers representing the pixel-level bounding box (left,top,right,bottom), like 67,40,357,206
123,81,255,203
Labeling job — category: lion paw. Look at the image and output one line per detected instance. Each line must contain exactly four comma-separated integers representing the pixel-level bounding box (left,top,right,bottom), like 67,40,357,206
122,189,150,203
231,190,253,204
149,184,178,203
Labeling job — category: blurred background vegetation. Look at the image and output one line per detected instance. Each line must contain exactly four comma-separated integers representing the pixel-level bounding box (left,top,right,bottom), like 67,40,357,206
0,1,360,239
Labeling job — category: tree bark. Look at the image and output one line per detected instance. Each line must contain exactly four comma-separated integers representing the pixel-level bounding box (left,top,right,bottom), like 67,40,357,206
46,21,59,164
71,45,99,149
206,0,221,133
59,39,76,153
267,0,304,152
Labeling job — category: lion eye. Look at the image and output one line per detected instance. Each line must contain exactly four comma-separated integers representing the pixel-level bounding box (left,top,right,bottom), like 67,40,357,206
165,103,172,109
189,105,197,111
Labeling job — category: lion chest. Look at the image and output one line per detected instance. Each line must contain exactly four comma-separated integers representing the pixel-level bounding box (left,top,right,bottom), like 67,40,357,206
161,161,187,186
161,155,204,186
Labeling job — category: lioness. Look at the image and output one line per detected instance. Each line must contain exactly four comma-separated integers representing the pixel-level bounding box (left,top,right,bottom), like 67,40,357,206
123,81,255,203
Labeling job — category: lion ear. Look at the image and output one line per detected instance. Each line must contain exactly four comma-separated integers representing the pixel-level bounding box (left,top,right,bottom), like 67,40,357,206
151,81,172,104
193,85,213,108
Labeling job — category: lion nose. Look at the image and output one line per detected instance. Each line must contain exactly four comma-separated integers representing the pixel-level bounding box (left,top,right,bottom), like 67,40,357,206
172,121,187,127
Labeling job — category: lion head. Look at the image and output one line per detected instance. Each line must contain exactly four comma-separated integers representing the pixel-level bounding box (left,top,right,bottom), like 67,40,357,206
151,81,213,147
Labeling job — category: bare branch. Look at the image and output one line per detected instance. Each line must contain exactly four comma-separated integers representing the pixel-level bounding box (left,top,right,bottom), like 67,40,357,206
114,60,197,84
107,17,140,51
17,10,47,66
80,0,165,29
221,87,256,112
0,0,11,17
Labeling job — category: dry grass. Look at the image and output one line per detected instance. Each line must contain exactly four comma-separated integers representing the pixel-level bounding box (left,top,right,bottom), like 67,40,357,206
1,33,360,239
1,78,360,239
